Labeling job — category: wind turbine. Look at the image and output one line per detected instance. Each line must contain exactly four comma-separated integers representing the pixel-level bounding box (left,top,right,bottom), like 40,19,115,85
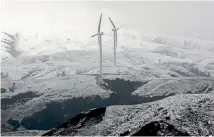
109,17,123,66
91,13,104,78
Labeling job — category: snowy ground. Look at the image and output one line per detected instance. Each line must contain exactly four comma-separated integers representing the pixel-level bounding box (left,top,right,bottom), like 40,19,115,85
133,78,214,97
1,31,214,135
1,130,46,136
43,94,214,136
1,30,214,81
1,75,213,134
1,75,111,99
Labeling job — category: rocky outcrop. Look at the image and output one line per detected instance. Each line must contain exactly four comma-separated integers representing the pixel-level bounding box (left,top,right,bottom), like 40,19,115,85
132,121,189,136
42,94,214,136
43,107,106,136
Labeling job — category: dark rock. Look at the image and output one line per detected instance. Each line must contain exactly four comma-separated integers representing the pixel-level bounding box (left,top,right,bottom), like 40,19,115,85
132,121,190,136
42,107,106,136
157,107,164,111
7,118,20,131
165,116,170,121
1,88,7,93
120,130,130,136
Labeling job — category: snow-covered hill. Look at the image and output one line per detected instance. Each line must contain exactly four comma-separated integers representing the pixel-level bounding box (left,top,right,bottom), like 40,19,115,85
1,30,214,135
1,30,214,58
133,78,214,97
1,48,213,82
1,30,214,83
43,94,214,136
1,130,45,136
1,76,214,133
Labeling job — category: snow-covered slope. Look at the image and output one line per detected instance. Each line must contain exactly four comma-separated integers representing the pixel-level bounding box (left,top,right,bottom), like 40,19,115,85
1,76,213,133
1,130,45,136
1,30,214,59
1,49,213,82
1,30,214,135
1,30,214,82
1,75,111,131
43,94,214,136
133,78,214,97
1,75,111,99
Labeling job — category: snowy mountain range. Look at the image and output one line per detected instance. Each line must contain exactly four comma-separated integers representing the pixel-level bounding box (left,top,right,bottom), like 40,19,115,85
1,30,214,135
1,30,214,81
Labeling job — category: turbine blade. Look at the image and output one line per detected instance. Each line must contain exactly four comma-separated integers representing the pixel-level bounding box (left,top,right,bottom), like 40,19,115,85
117,25,124,31
98,13,102,32
109,17,116,29
91,33,98,37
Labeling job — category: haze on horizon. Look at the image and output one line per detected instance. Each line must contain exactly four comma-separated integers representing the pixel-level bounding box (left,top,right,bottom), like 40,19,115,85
2,1,214,40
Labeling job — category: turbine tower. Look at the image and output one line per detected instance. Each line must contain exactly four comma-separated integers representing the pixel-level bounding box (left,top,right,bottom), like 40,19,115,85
109,17,123,66
92,13,104,78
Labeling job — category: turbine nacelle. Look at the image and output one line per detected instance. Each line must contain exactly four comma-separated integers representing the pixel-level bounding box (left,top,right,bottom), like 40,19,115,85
91,13,103,38
109,17,124,32
112,26,124,32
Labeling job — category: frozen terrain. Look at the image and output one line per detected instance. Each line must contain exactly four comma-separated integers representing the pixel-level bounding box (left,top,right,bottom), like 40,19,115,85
1,30,214,135
133,78,214,97
1,30,214,82
43,94,214,136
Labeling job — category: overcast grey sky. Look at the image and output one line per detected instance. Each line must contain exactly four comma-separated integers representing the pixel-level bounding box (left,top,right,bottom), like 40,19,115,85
2,1,214,40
